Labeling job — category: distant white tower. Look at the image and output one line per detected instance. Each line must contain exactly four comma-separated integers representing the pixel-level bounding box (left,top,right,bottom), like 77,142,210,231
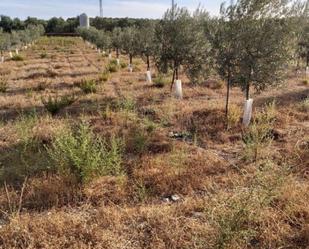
100,0,103,17
79,13,90,29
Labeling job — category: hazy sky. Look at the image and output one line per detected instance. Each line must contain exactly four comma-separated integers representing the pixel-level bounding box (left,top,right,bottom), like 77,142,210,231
0,0,225,20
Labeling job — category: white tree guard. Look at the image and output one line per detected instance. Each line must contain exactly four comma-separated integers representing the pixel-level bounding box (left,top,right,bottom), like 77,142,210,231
306,66,309,77
15,49,19,55
108,53,112,59
174,79,183,99
117,59,120,66
0,56,4,63
128,64,133,73
243,99,254,127
9,52,13,58
146,70,152,83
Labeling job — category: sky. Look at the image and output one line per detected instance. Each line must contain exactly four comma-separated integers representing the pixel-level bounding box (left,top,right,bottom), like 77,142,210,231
0,0,225,20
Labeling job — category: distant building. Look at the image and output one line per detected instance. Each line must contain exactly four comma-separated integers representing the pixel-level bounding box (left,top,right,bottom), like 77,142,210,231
79,13,90,29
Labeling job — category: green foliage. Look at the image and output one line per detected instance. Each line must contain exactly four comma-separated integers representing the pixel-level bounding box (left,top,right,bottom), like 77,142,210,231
106,61,118,73
153,74,169,88
117,97,136,112
100,71,110,82
227,104,242,128
11,54,24,61
77,26,111,51
155,6,211,83
0,112,50,184
0,77,8,93
208,161,287,249
40,52,48,59
242,102,276,162
47,123,124,183
41,95,76,115
120,61,127,69
299,97,309,112
77,79,97,94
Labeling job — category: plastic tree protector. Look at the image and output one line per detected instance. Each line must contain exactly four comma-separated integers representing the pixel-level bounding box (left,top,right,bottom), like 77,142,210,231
243,99,254,127
108,53,112,59
0,56,4,63
116,58,120,66
146,70,152,83
128,64,133,73
15,49,19,55
306,66,309,77
174,79,183,99
9,52,13,58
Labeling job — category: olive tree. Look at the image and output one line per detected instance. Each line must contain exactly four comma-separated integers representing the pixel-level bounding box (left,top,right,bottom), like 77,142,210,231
112,27,122,60
121,26,139,71
155,6,193,88
209,3,241,117
232,0,298,100
137,21,156,71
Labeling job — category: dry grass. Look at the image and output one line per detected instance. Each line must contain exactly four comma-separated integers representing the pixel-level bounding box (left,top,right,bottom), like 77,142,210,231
0,37,308,249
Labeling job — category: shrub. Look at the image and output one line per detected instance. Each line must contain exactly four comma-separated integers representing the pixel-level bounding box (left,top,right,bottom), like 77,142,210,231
0,77,8,93
117,97,136,112
227,105,242,128
120,61,127,69
77,79,97,94
40,53,48,59
11,54,24,61
153,74,169,88
242,102,276,162
299,98,309,112
47,123,124,183
100,71,110,82
301,78,308,86
41,95,76,116
106,63,118,73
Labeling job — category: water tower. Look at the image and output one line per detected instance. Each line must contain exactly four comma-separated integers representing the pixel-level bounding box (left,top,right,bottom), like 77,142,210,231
79,13,90,28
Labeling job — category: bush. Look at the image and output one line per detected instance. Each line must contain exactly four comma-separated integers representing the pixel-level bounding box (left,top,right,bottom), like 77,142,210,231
117,97,136,112
0,77,8,93
41,95,76,116
227,105,242,128
153,74,169,88
242,102,276,162
11,54,24,61
40,53,48,59
47,123,124,183
77,79,97,94
301,79,308,86
120,61,127,69
100,71,110,82
106,63,118,73
299,98,309,112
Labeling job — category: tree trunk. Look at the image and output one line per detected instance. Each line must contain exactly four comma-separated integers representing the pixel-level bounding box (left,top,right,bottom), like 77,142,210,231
170,68,176,91
246,82,250,100
116,48,119,58
225,69,231,118
175,66,179,80
129,54,133,65
146,55,150,71
307,51,309,67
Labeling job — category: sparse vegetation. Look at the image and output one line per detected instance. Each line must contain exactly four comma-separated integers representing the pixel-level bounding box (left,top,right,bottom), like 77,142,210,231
76,79,97,94
48,122,124,183
11,54,24,61
0,2,308,247
153,74,169,88
41,95,76,115
0,77,8,92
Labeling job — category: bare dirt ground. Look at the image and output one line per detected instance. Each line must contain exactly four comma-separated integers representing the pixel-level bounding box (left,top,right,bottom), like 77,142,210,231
0,37,308,249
